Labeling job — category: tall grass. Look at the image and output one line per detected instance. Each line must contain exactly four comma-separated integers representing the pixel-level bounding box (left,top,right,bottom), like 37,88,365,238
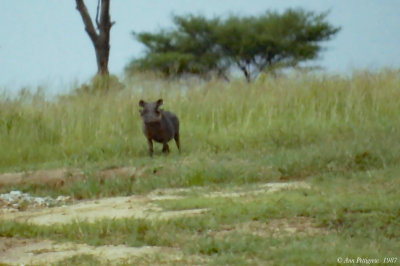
0,70,399,172
1,70,400,264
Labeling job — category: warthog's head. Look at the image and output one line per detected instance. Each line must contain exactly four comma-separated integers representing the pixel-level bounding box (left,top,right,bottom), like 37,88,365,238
139,99,163,124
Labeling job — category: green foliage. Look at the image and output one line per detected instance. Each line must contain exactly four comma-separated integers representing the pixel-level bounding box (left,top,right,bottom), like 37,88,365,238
217,9,339,81
127,15,227,79
127,9,339,81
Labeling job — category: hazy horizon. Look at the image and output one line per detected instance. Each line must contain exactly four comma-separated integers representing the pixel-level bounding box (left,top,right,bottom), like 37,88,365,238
1,0,400,94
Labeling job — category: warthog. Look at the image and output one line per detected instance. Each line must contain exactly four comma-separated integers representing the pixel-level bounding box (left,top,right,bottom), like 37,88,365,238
139,99,180,156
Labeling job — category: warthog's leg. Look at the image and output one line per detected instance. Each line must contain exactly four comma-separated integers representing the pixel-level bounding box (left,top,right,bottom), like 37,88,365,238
174,132,180,153
147,138,154,157
162,143,170,154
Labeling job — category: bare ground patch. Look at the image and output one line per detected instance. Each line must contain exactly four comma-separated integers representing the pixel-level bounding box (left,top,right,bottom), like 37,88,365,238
147,181,311,199
0,237,208,266
0,179,313,264
0,194,208,225
0,181,310,226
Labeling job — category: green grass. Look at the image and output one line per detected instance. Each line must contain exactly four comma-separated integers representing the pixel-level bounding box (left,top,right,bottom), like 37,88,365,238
1,166,399,264
1,69,399,197
0,70,399,264
53,255,103,266
0,70,399,172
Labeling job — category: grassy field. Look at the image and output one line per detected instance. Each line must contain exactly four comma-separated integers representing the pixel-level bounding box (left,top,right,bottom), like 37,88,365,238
0,70,399,265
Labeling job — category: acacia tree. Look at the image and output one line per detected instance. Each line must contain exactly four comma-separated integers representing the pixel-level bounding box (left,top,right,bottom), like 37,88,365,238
127,16,229,80
128,9,340,82
216,9,340,81
76,0,114,76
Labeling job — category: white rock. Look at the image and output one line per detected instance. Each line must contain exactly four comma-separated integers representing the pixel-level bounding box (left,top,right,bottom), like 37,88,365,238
56,196,71,202
34,198,46,205
10,191,23,196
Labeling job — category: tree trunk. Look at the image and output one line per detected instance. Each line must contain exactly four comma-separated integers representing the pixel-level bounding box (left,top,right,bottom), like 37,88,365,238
238,63,252,83
243,69,251,83
95,37,110,75
76,0,114,76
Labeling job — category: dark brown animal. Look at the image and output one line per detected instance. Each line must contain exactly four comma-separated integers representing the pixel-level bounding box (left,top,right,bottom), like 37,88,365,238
139,99,180,157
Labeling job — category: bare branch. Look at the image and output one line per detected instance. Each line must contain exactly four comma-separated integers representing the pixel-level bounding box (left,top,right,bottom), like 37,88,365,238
99,0,112,34
76,0,98,43
95,0,101,30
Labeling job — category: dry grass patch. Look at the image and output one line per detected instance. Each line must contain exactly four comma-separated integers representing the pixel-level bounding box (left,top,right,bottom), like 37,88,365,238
204,182,311,198
0,167,145,188
210,216,328,239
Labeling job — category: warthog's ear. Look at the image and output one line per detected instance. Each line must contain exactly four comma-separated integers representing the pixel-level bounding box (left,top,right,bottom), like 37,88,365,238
156,99,163,107
139,100,145,107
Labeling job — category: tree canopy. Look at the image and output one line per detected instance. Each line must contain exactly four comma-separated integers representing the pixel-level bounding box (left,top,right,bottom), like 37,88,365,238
126,9,340,82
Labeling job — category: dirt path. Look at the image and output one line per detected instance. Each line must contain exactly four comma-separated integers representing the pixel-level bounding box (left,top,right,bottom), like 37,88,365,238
0,237,165,265
1,181,309,226
0,216,326,266
1,194,208,225
0,237,210,265
0,168,312,265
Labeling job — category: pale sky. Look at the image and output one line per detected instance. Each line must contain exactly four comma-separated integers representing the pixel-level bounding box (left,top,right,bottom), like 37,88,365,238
1,0,400,94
